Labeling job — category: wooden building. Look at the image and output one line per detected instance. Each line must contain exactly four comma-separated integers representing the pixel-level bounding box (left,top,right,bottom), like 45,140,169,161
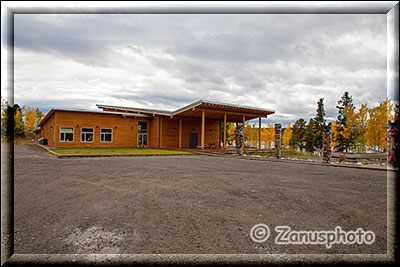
37,100,275,149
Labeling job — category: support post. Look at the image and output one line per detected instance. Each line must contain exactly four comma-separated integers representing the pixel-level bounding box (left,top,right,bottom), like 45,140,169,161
179,118,182,148
223,113,227,149
259,116,261,149
201,110,205,149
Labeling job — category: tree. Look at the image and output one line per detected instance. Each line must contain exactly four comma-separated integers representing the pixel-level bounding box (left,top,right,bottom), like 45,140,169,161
335,92,355,152
244,122,258,147
261,122,275,149
282,124,292,148
1,98,11,138
303,118,316,153
355,104,368,152
35,108,45,127
313,98,326,150
226,122,236,144
331,121,339,148
394,103,399,120
289,118,307,150
14,104,24,138
24,106,37,137
365,98,393,151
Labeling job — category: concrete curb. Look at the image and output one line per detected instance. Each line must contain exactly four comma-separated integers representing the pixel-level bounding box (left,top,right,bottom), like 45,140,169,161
55,153,199,159
34,143,60,158
192,150,397,171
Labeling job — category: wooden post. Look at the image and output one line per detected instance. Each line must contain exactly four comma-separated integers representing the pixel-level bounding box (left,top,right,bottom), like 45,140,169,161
223,112,227,149
201,110,205,149
179,118,182,148
259,116,261,149
241,115,245,155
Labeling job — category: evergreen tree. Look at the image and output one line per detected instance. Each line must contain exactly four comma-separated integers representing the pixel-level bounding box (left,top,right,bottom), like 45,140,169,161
303,118,316,152
289,118,307,150
313,98,326,150
335,92,355,152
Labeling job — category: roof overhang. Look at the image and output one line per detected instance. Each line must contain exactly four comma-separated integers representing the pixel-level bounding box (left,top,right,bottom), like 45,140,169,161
38,108,152,127
97,100,275,122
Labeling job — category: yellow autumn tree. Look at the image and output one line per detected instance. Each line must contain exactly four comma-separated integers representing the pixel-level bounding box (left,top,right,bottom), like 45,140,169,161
244,123,259,147
226,122,236,144
366,98,393,150
355,104,368,152
24,106,36,136
282,124,292,148
261,122,275,149
14,107,24,137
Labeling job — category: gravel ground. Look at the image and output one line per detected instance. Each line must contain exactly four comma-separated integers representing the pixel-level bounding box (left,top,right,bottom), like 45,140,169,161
13,145,388,255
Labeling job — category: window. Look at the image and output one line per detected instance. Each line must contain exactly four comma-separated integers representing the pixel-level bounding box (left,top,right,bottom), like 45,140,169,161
100,128,112,142
137,122,148,133
81,128,94,142
60,127,74,142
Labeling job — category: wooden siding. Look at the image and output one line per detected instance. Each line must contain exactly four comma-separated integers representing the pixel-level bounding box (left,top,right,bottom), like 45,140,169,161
162,117,221,148
148,115,159,147
39,110,221,148
161,117,179,148
42,110,152,147
38,112,56,146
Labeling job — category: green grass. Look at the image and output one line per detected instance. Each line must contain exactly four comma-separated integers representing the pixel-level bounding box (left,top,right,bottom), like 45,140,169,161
51,147,193,156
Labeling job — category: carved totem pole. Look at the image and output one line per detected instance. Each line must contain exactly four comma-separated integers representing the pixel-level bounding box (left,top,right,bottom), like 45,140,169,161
234,124,244,156
274,123,282,158
387,120,399,168
322,122,332,163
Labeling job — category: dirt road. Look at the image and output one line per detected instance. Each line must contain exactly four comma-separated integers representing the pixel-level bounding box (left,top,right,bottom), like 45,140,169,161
13,145,388,254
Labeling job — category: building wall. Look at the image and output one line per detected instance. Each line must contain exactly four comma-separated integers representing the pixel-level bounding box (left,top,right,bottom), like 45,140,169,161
39,111,221,148
41,110,155,147
161,117,180,148
38,112,56,146
161,117,221,148
205,120,221,147
148,115,160,148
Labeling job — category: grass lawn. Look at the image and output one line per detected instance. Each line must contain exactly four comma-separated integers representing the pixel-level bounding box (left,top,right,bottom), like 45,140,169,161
50,147,193,155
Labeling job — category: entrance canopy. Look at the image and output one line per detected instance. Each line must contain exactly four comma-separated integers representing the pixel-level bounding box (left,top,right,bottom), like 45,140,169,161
97,100,275,122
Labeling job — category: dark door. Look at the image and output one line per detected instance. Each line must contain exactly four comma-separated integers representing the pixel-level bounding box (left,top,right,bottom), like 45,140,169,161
189,133,198,148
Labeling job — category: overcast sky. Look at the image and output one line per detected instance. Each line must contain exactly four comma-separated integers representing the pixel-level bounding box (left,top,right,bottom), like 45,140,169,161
11,13,388,126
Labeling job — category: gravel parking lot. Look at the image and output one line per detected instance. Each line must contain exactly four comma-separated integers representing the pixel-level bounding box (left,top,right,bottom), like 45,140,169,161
14,145,388,255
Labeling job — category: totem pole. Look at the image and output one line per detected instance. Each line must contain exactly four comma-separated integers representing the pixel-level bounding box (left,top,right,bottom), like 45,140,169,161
274,123,282,158
322,122,332,163
234,124,244,156
387,120,399,168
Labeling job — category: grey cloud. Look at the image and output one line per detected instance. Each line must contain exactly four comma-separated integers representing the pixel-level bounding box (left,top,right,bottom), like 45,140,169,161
12,13,389,127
